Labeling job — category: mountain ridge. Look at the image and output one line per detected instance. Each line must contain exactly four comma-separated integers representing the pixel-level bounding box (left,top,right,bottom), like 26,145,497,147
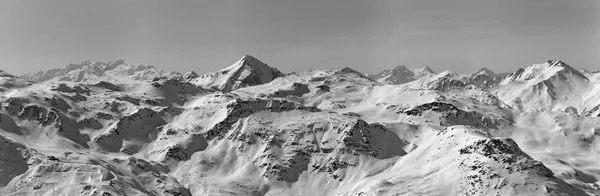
2,55,599,195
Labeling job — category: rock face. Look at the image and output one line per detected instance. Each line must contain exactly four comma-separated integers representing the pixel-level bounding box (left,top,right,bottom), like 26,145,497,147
189,55,285,91
401,102,507,129
95,108,166,153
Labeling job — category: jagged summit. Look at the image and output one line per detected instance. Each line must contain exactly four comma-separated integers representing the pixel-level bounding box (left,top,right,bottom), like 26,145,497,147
368,64,436,85
188,54,285,91
21,60,178,84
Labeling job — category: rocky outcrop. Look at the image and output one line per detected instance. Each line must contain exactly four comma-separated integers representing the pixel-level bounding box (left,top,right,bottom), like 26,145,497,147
457,137,586,195
225,112,405,183
203,98,320,140
401,102,506,129
94,108,166,152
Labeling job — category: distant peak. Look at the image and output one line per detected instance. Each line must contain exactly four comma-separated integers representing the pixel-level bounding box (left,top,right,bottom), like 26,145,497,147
108,59,127,66
183,71,199,80
338,66,360,73
546,59,566,68
392,65,409,69
421,66,435,73
241,54,256,59
546,59,564,65
233,54,270,69
239,54,260,63
474,67,496,76
439,70,456,76
544,59,577,70
81,60,103,66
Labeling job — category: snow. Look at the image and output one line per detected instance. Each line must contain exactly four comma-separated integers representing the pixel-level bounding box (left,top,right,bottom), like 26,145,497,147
0,56,599,195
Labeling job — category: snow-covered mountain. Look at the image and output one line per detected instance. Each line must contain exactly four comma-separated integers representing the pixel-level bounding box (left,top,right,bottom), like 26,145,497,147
187,55,285,91
20,60,179,84
367,65,436,84
493,60,598,114
1,56,599,195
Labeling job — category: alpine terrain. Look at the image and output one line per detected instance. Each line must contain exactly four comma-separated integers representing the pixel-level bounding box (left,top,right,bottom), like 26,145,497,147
0,55,599,196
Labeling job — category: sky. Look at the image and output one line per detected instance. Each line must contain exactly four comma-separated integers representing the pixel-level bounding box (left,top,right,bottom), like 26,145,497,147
1,0,599,76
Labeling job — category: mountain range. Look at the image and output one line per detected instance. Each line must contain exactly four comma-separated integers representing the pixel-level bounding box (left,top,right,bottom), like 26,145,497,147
0,55,599,195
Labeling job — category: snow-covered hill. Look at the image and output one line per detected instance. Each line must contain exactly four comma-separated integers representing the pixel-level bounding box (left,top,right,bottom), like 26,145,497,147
1,56,599,195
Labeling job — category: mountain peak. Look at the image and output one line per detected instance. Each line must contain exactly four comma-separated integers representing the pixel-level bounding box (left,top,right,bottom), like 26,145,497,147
419,66,435,74
190,55,285,91
108,59,127,66
240,54,257,61
438,70,457,77
337,66,362,74
546,59,565,66
474,67,496,77
235,55,264,67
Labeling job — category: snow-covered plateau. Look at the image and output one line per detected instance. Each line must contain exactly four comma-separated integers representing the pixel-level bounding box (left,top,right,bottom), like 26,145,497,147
1,56,599,195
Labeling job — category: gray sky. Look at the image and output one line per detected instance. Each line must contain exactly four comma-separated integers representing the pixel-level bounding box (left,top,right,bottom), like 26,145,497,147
1,0,599,75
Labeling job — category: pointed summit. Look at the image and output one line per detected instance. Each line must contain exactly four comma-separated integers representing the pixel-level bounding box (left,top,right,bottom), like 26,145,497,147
238,54,259,63
419,66,435,74
189,54,285,91
473,67,496,77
